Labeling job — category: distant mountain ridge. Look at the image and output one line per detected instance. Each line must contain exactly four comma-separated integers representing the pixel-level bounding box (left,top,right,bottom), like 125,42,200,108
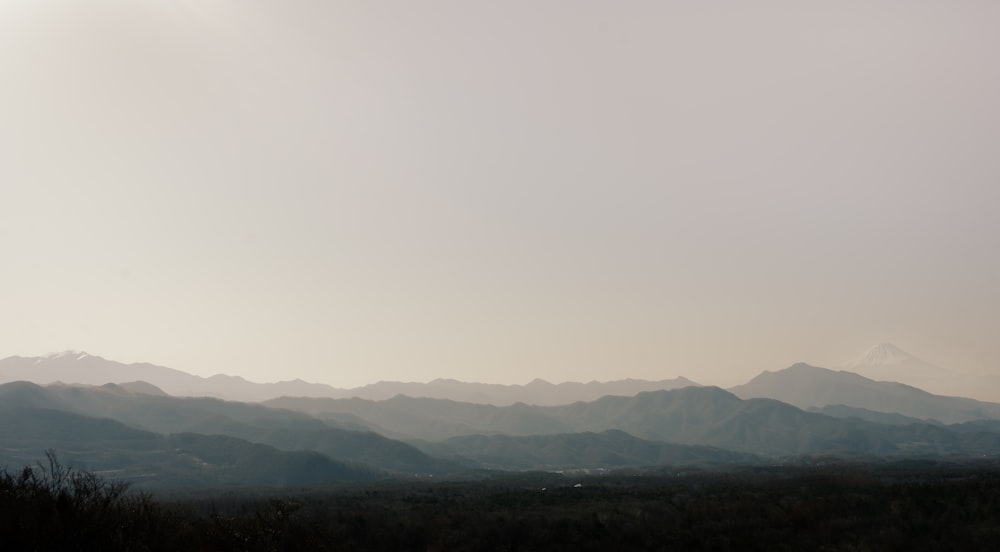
267,386,1000,457
0,352,342,402
842,343,1000,403
0,351,700,404
730,362,1000,423
6,379,1000,488
844,343,956,382
341,376,702,406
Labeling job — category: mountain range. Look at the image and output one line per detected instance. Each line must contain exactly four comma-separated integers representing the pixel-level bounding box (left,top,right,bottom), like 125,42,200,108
267,386,1000,457
5,344,995,405
0,352,341,402
5,377,1000,488
335,376,701,406
0,380,456,477
0,352,699,404
3,346,1000,489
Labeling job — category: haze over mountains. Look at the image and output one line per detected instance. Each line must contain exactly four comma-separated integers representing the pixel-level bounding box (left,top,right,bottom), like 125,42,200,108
842,343,1000,403
730,362,1000,424
0,351,342,402
0,351,699,405
267,385,1000,455
3,345,1000,489
4,343,995,404
5,377,1000,488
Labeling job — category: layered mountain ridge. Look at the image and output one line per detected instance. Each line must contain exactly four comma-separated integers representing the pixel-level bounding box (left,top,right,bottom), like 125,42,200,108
0,351,699,405
730,362,1000,424
3,346,1000,490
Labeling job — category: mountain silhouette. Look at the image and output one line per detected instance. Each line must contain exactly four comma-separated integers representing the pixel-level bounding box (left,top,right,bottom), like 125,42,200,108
0,381,457,476
0,352,700,404
0,352,348,401
842,343,1000,402
730,362,1000,423
269,386,1000,457
0,407,380,488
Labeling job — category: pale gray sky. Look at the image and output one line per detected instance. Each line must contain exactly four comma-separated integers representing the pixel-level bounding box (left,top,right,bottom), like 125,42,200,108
2,1,998,387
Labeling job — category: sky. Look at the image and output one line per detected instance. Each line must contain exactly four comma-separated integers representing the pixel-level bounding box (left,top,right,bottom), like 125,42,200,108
1,1,998,388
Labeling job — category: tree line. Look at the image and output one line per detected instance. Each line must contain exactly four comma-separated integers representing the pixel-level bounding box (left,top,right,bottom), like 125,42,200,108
3,453,999,551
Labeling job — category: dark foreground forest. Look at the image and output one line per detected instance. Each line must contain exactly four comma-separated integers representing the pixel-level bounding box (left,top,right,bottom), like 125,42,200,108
3,455,999,551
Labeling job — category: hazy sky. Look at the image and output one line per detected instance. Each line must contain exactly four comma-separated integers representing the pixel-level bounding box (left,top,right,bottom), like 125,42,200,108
2,1,998,387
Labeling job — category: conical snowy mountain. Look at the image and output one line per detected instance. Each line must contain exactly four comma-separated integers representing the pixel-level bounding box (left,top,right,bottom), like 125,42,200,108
843,343,1000,403
844,343,954,381
847,343,919,366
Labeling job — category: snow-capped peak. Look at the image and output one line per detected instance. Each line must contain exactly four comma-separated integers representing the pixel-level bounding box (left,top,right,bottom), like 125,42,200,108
44,350,92,360
847,343,915,366
843,343,960,386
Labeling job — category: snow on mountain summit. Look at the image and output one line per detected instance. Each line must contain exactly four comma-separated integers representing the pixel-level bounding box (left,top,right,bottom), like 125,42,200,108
843,343,959,385
847,343,916,367
836,343,1000,402
38,350,94,362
